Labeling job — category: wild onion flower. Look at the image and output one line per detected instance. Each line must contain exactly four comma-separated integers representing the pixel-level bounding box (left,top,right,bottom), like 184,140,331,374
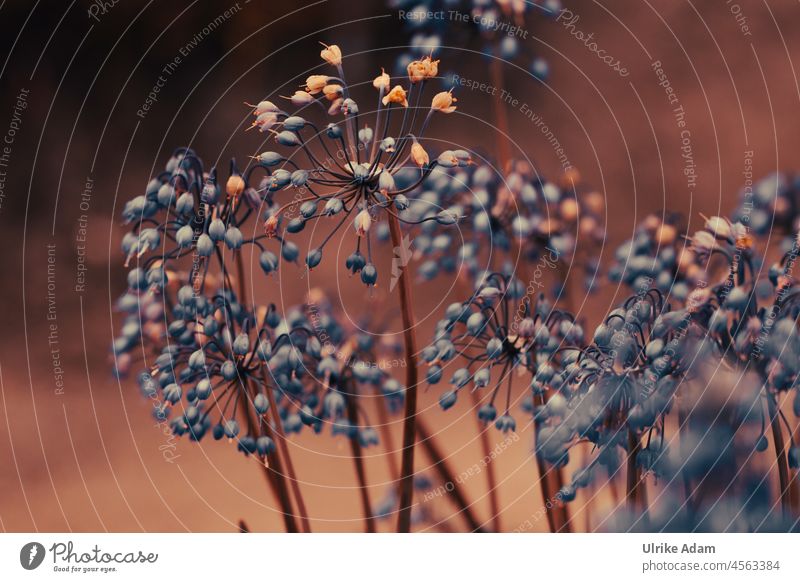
539,288,690,506
385,160,604,289
246,44,468,287
425,271,581,431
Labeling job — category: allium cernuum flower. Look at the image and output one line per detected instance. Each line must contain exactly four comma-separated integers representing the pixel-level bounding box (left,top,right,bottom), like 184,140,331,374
246,43,468,286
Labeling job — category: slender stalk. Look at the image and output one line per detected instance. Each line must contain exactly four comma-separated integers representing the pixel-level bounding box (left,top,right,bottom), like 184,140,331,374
345,377,376,532
376,402,400,480
471,390,501,532
767,393,792,518
260,368,312,532
387,211,421,533
242,392,298,533
232,251,299,532
532,393,570,532
626,429,647,517
489,59,511,173
417,420,487,532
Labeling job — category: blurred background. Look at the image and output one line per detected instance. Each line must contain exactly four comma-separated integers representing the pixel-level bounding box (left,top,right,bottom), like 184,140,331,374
1,0,799,532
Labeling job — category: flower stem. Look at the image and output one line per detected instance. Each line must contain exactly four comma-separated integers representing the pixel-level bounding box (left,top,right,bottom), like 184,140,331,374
242,384,298,533
416,420,487,532
471,390,501,532
766,393,792,518
260,368,312,532
489,59,512,172
344,376,376,533
233,252,302,532
533,393,571,532
387,211,420,533
626,429,647,518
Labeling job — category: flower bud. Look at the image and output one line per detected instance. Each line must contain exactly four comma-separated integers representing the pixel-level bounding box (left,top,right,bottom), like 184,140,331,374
305,75,329,94
320,43,342,66
411,140,429,167
382,85,408,107
431,90,457,113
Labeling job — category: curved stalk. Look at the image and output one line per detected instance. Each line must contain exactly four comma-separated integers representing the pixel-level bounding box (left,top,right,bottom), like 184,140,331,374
471,390,501,532
417,420,487,532
345,377,376,532
260,368,312,533
387,210,420,533
767,393,792,517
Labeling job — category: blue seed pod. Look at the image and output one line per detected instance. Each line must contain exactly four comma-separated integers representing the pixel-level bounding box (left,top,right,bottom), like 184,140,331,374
196,379,212,400
176,192,194,215
466,312,486,335
486,338,504,359
451,368,471,388
439,390,458,410
724,286,750,312
196,233,214,257
558,484,577,502
473,368,491,388
256,436,275,456
275,131,300,147
283,115,306,131
306,249,322,269
361,264,378,286
233,333,250,356
259,250,279,274
163,383,182,404
207,218,226,241
281,241,299,262
254,393,269,414
257,151,283,166
188,349,206,370
427,364,443,384
326,123,343,139
176,224,194,247
286,217,306,234
755,434,769,452
221,360,237,381
789,446,800,469
223,419,240,438
299,200,317,218
127,268,147,291
224,226,244,250
495,413,516,433
478,403,497,423
324,197,344,215
212,424,225,441
157,183,176,206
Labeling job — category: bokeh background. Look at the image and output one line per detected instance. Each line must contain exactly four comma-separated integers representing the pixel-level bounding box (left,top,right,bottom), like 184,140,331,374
1,0,799,531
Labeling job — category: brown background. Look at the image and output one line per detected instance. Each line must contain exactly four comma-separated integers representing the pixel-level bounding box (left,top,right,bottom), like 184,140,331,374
0,0,798,531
